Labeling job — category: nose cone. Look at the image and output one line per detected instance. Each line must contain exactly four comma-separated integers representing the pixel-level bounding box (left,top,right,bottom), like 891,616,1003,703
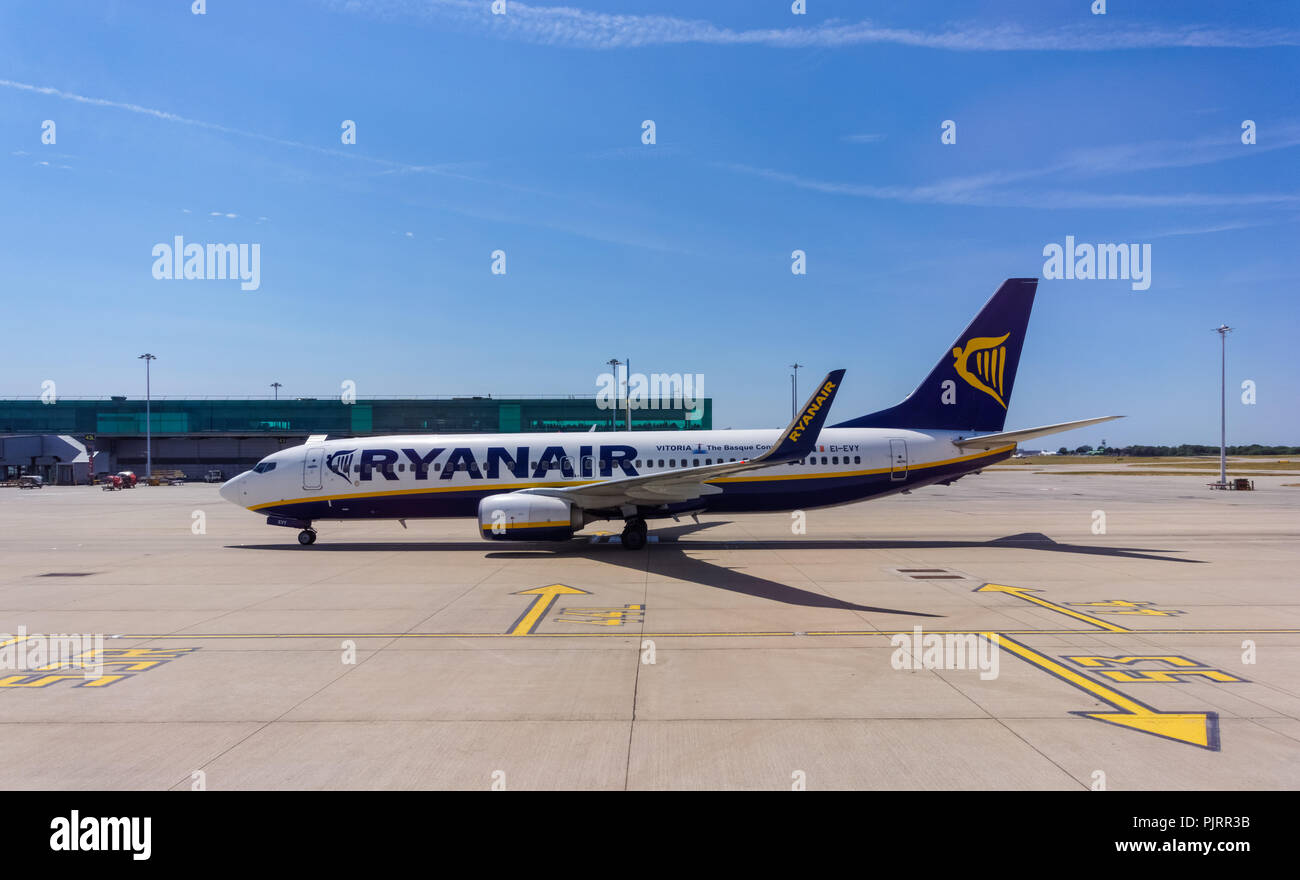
219,474,245,506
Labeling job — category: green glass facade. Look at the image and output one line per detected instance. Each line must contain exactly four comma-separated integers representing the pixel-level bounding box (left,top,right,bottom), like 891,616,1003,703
0,396,712,437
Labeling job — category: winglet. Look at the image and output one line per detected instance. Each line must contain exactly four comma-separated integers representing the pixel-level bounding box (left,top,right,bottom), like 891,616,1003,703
756,369,846,464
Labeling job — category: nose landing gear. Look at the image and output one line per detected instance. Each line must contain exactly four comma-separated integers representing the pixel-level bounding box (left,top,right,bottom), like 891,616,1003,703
298,529,317,546
620,517,648,551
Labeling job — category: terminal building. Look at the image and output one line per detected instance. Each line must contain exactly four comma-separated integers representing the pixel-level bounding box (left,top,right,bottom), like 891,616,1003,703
0,395,712,483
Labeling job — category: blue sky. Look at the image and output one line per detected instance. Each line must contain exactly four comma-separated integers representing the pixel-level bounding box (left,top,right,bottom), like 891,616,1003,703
1,0,1297,445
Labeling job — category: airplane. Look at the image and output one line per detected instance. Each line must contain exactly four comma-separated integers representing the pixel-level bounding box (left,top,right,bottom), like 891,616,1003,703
219,278,1120,549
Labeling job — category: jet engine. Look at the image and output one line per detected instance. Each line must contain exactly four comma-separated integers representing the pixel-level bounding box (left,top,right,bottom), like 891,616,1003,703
477,494,583,541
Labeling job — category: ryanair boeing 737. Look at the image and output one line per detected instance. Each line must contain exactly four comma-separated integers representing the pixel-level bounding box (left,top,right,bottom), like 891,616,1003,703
219,278,1119,549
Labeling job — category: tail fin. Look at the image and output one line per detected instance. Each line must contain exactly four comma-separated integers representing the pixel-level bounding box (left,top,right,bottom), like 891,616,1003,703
831,278,1037,432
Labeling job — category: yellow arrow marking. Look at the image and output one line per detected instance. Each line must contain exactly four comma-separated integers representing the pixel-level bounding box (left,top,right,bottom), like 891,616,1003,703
508,585,591,636
992,634,1218,750
975,583,1131,632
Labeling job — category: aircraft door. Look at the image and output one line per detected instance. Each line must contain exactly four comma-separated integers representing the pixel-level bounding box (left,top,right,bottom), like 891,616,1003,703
303,445,324,490
889,439,908,481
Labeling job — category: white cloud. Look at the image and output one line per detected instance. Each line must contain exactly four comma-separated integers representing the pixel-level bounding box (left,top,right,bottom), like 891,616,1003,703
324,1,1300,51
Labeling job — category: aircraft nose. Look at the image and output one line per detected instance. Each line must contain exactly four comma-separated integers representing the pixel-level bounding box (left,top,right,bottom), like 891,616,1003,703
219,474,244,505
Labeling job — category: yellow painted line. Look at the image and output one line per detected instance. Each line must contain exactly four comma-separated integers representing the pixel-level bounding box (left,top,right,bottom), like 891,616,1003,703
992,634,1218,750
507,585,590,636
0,634,35,650
103,627,1300,640
249,446,1015,509
975,583,1131,632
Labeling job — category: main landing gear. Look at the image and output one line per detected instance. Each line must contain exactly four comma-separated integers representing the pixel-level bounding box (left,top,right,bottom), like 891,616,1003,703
298,528,317,545
620,517,648,551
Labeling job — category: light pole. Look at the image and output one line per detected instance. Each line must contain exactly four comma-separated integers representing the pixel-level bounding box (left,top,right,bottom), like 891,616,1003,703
1213,325,1233,487
138,353,156,479
607,358,621,432
624,357,631,431
270,382,282,400
790,363,803,418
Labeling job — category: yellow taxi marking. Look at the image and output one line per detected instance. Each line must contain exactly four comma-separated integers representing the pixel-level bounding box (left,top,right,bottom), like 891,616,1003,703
508,585,590,636
992,634,1218,750
1066,600,1185,617
0,647,200,689
974,583,1131,632
1063,655,1245,684
555,604,646,627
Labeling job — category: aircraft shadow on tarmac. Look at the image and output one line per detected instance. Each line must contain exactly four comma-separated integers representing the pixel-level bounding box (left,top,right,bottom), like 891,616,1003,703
229,523,1202,616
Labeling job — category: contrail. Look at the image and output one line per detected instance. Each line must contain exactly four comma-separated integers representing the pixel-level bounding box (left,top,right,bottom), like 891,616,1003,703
0,78,462,175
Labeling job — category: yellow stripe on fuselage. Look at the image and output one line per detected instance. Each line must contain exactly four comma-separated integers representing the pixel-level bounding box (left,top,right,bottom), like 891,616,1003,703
249,444,1014,511
709,445,1013,483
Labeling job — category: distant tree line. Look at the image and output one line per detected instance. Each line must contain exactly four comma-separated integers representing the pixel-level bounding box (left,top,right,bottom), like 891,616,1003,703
1053,445,1300,456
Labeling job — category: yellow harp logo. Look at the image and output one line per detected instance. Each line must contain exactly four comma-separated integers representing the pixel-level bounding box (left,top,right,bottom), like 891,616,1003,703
951,333,1010,408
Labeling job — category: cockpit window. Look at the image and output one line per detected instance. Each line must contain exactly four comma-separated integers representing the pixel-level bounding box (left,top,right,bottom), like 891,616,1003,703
252,462,277,473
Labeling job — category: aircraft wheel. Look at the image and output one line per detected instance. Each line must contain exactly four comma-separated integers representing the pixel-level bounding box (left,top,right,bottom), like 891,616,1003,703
298,529,317,546
620,518,648,551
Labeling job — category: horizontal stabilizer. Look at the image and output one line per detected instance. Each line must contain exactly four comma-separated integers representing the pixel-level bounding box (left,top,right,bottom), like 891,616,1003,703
952,415,1124,449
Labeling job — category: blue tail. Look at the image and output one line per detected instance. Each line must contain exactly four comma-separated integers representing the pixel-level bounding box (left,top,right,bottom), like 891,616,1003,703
832,278,1037,433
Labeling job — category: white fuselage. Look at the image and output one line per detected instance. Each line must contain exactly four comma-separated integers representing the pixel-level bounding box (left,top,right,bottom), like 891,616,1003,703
220,427,1011,522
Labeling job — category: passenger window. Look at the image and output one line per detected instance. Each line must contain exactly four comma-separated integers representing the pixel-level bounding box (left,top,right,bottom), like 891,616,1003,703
658,459,665,467
635,460,641,468
854,456,861,464
821,457,828,465
435,463,441,471
832,457,839,465
398,463,405,472
669,459,676,467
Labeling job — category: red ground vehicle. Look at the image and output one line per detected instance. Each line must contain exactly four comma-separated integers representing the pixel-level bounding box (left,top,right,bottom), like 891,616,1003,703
101,474,123,491
116,471,138,488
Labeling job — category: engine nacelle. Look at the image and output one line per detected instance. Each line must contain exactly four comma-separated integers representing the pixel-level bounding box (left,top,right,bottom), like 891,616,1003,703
478,494,582,541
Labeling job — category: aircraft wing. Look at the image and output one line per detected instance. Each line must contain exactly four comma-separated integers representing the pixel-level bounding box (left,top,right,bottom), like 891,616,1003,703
951,415,1124,449
518,369,846,510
